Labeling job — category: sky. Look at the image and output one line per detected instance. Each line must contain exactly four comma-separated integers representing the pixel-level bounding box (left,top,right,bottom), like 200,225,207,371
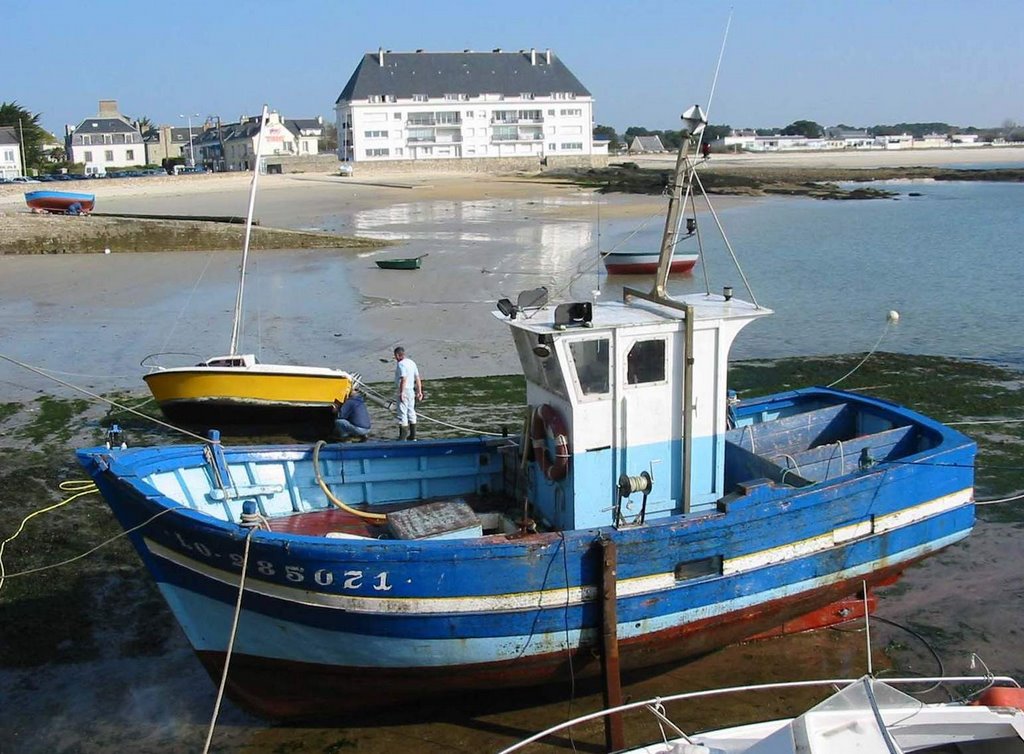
5,0,1023,136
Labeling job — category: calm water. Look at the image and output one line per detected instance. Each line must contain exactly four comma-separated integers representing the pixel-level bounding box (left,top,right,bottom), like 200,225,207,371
593,180,1024,368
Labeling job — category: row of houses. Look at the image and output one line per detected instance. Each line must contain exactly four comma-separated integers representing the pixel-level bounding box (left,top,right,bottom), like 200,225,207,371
52,49,604,176
711,127,983,152
64,100,325,175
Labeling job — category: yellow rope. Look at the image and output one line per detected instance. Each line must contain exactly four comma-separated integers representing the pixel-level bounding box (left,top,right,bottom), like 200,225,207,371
312,441,387,522
0,480,98,594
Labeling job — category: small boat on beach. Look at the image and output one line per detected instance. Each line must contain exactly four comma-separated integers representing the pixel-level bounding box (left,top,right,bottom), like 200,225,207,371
79,102,976,721
375,254,426,270
24,190,95,215
143,105,355,429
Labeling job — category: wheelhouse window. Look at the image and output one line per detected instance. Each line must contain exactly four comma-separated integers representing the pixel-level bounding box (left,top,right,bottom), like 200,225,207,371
569,338,610,395
627,339,666,385
512,329,567,399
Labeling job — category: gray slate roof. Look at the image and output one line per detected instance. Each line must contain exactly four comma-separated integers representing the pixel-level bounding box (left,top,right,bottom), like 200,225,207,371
630,135,665,152
0,126,18,145
143,126,194,143
73,116,139,134
336,50,590,103
286,118,321,132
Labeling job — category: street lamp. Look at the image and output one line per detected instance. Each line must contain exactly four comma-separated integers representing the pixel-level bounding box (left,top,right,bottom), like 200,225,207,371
179,113,200,167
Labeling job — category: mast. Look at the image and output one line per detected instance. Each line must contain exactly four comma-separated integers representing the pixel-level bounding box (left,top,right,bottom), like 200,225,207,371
229,104,269,356
650,105,706,301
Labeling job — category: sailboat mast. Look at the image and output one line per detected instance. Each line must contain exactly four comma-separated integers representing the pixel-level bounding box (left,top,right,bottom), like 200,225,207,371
649,135,694,299
229,104,270,356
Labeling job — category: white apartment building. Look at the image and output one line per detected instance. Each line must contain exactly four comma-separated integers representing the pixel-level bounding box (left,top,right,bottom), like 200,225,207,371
335,48,599,165
0,127,23,178
67,100,145,175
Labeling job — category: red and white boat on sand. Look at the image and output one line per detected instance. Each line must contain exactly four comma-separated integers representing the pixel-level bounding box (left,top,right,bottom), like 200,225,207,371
603,250,698,275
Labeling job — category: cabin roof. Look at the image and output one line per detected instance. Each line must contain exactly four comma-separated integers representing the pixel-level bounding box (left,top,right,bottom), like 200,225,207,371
497,295,771,335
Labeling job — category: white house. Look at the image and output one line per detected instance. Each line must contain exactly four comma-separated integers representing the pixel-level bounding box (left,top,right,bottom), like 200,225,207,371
67,100,145,175
285,117,323,156
0,126,23,178
915,133,951,149
335,48,600,166
876,133,914,150
220,111,309,171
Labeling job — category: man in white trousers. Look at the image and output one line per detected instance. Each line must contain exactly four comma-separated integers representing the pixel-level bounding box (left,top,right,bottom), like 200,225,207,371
393,346,423,440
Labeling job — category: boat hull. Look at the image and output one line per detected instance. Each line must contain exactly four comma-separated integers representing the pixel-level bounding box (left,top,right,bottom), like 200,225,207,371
375,258,422,270
603,252,698,275
24,190,95,214
143,366,353,429
78,388,976,720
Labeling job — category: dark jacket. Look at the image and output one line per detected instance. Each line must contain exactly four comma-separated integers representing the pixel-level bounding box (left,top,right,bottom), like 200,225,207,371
338,394,371,429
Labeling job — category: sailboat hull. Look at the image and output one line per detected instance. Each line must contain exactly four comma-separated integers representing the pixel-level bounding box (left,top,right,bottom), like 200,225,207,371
144,366,354,428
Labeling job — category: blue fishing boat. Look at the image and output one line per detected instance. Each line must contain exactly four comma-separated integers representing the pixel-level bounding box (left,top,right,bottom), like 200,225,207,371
24,189,95,214
77,104,975,721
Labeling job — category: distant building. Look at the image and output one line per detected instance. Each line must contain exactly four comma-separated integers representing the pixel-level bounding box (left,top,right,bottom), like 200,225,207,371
0,126,22,178
335,48,602,170
876,133,914,150
144,126,195,166
951,133,980,144
915,133,951,149
66,100,145,175
824,127,875,149
628,135,665,153
285,117,323,156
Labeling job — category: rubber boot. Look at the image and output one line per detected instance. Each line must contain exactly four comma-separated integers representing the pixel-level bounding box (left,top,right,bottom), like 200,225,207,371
398,425,409,441
408,423,417,441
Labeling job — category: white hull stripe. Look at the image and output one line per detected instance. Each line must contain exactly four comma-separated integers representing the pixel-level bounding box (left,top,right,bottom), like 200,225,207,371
722,488,972,576
143,487,972,616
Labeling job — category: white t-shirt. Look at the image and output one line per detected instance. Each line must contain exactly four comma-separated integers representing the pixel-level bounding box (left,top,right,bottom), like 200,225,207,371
395,358,418,394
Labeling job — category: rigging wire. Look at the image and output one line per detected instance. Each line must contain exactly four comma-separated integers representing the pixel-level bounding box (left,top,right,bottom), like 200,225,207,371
157,250,217,357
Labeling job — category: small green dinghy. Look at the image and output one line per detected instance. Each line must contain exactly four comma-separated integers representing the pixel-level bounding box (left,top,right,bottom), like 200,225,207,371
375,254,427,270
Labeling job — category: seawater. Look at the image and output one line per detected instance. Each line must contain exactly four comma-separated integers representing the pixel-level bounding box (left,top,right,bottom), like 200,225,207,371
596,180,1024,368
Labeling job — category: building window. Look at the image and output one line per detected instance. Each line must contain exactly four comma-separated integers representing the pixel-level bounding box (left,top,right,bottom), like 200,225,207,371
548,143,556,151
413,94,428,102
394,112,402,119
548,109,555,115
366,148,390,157
126,149,134,160
394,147,403,156
560,143,583,150
560,108,582,117
493,126,517,141
104,150,114,162
3,149,13,162
84,150,93,162
436,111,461,125
520,93,535,100
364,130,388,138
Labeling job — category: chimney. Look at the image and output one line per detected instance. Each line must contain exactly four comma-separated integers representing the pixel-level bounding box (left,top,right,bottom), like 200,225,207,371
378,47,384,66
546,49,551,64
531,48,536,65
98,99,119,117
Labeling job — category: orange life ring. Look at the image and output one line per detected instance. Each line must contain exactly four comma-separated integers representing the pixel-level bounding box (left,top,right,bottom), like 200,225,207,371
530,404,571,481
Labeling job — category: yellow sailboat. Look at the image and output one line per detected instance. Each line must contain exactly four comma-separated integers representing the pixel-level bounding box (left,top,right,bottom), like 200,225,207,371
144,106,354,428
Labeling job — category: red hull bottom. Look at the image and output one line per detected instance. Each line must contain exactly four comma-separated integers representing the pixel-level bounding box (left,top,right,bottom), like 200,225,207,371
604,259,697,275
194,563,909,721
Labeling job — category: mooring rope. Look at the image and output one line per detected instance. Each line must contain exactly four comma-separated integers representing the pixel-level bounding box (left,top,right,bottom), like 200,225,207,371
202,526,256,754
0,350,217,445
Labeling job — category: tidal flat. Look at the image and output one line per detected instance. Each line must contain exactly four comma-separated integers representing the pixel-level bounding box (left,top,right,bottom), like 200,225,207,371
0,353,1020,752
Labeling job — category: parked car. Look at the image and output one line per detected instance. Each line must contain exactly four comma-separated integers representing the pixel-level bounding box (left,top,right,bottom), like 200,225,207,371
9,176,40,183
338,163,353,177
